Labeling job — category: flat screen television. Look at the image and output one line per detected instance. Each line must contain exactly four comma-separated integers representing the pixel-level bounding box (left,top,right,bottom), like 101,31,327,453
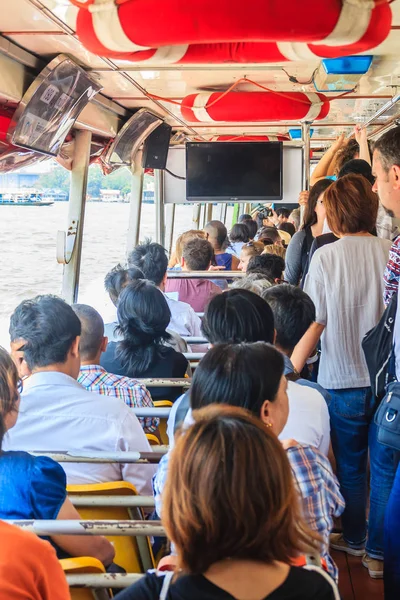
186,141,283,202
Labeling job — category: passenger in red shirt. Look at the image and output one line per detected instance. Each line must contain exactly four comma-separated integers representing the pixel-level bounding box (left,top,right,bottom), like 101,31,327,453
165,238,222,313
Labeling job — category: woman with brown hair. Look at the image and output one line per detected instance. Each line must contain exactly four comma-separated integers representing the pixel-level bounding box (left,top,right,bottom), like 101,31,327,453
119,404,339,600
292,173,394,579
168,230,205,269
238,240,264,271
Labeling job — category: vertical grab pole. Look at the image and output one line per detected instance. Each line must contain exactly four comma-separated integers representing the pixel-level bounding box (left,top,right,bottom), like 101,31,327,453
192,204,201,229
165,199,176,256
206,203,213,224
301,122,311,226
126,151,144,256
154,169,165,246
62,129,92,304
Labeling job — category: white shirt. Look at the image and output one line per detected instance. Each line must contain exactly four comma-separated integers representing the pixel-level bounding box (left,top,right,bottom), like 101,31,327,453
164,295,202,337
304,236,390,389
177,380,330,455
281,381,330,456
3,371,156,495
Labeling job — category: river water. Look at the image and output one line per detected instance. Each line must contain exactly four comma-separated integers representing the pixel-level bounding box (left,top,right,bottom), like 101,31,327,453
0,202,233,346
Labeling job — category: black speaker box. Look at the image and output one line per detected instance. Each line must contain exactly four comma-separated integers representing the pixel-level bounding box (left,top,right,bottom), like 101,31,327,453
142,123,172,169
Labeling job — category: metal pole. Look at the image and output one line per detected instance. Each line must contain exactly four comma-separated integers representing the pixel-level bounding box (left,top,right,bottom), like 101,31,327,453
302,122,311,191
8,520,165,536
61,130,92,304
192,203,201,229
221,203,227,225
154,169,165,246
165,202,176,255
126,151,144,255
206,203,213,224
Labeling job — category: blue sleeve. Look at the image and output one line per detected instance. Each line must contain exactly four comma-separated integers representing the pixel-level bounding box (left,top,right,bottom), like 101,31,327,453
30,456,67,520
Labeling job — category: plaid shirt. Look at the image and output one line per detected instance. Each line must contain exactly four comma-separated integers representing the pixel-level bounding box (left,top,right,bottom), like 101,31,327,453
78,365,159,433
153,443,344,582
384,235,400,306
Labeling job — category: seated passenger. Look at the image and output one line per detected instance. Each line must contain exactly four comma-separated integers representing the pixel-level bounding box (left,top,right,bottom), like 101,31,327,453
255,226,284,247
121,405,339,600
231,272,274,295
0,521,70,600
168,289,332,457
72,304,158,434
154,344,344,582
261,243,286,259
128,240,202,337
167,229,205,270
5,295,155,494
0,346,114,566
204,220,240,270
279,221,296,239
246,253,285,283
238,240,264,271
227,222,250,257
165,238,222,313
103,264,144,341
271,207,291,226
100,280,189,402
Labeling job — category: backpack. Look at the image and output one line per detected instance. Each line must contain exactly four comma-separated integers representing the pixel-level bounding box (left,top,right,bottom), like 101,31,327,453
362,292,398,402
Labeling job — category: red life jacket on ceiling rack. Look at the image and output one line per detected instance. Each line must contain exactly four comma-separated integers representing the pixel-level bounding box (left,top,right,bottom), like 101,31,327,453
68,0,392,64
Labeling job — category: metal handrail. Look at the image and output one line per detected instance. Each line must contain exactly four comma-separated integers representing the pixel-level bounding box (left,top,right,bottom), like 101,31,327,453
66,573,143,588
183,353,205,360
182,337,208,344
28,450,167,463
133,407,171,418
167,271,245,279
135,378,191,387
8,519,165,536
70,495,155,508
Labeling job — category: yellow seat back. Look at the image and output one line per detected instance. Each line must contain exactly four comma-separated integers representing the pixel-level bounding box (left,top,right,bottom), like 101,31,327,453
67,482,155,574
146,433,160,445
153,401,173,445
60,557,110,600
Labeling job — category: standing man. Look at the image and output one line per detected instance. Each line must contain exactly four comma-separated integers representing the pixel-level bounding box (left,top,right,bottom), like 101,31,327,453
372,126,400,595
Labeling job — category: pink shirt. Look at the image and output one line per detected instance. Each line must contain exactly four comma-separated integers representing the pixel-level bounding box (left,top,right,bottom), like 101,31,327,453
165,278,222,312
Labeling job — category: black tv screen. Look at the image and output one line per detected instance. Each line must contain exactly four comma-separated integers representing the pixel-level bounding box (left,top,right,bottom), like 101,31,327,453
186,141,283,202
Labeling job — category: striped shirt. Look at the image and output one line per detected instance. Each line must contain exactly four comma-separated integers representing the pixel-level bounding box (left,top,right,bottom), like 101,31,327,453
384,235,400,306
78,365,158,433
153,443,344,582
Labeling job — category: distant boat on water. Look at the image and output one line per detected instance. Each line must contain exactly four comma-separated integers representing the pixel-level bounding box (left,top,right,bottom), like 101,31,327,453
0,189,54,206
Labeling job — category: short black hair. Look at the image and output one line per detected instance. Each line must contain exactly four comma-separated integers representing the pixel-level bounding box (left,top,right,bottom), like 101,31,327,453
256,227,281,244
244,219,258,239
238,214,252,223
205,220,228,248
72,304,104,361
127,239,168,286
275,208,291,219
230,223,250,243
374,126,400,172
246,254,285,281
338,158,375,185
278,222,296,238
183,238,213,271
9,295,81,370
201,289,274,344
190,343,284,417
104,264,144,306
262,284,316,353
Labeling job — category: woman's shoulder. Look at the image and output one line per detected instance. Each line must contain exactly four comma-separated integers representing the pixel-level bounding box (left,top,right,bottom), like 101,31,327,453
116,570,167,600
272,566,337,599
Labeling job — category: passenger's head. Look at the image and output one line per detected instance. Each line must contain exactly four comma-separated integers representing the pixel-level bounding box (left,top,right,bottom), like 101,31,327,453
72,304,106,365
204,220,228,250
262,284,316,355
117,280,171,376
229,223,250,244
104,264,144,307
246,254,285,283
182,238,213,271
163,404,316,574
261,244,286,259
275,207,291,223
191,343,287,435
324,173,378,236
288,207,300,231
373,126,400,218
302,178,333,230
201,289,274,345
127,240,168,287
9,296,81,379
244,219,258,240
169,230,205,268
278,222,296,238
238,213,252,223
238,241,264,271
256,226,283,246
231,273,274,296
334,137,362,174
338,158,375,185
0,347,21,443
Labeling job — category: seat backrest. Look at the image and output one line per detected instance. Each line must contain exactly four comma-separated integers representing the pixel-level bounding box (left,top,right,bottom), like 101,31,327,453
60,557,110,600
146,433,160,445
67,482,155,574
153,401,173,444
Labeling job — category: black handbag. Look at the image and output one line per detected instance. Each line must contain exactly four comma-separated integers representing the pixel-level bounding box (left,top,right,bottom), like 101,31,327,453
375,380,400,451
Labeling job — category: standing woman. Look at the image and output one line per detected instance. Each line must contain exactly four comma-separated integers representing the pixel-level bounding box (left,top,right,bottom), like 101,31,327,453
284,179,332,286
292,174,395,579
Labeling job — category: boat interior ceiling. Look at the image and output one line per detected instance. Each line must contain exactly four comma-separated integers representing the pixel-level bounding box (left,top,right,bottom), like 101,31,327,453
0,0,400,168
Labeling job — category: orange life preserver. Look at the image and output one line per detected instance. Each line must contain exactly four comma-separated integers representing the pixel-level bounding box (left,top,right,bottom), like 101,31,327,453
68,0,392,64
